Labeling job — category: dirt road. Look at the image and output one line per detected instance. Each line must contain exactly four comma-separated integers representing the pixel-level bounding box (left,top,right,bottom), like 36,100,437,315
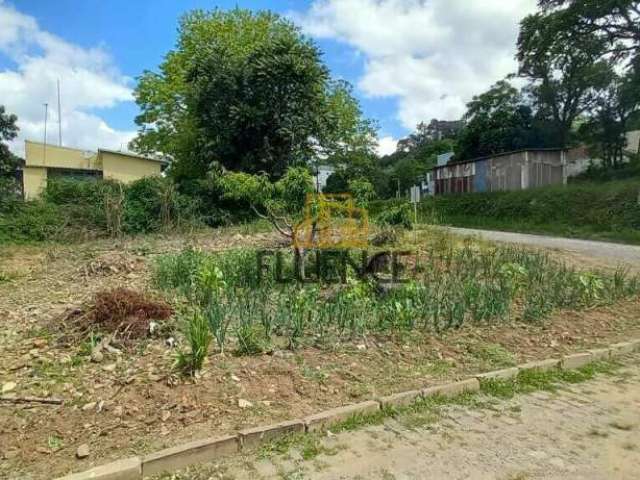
188,357,640,480
445,227,640,270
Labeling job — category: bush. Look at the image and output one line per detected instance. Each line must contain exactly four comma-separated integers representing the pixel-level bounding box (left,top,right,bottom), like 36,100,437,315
375,203,413,229
0,177,204,243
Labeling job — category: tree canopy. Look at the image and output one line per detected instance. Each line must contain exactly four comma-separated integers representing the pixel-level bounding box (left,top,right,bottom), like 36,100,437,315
131,9,374,182
0,105,19,176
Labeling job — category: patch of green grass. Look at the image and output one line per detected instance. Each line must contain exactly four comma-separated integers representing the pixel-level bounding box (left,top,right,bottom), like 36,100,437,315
258,432,337,461
47,434,64,450
480,361,621,398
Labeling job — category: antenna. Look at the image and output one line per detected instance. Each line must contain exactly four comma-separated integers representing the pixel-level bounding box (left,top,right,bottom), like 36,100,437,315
57,79,62,146
43,103,49,165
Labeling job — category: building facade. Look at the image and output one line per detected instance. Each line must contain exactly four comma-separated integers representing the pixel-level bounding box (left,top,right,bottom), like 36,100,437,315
433,149,568,195
22,140,167,199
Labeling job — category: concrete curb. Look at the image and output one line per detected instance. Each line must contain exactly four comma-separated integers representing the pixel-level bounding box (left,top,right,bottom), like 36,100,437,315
56,338,640,480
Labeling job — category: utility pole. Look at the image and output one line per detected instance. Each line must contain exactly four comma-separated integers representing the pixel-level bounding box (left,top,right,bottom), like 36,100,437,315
43,103,48,164
57,79,62,146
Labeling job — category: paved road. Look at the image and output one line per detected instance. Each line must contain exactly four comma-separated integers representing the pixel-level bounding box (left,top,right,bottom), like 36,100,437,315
444,227,640,267
206,357,640,480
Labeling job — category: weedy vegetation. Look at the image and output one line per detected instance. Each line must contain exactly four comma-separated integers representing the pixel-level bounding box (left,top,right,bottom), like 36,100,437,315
151,238,640,375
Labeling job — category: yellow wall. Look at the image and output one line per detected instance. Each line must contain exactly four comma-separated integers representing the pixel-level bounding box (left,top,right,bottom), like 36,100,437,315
23,166,48,200
100,151,163,184
25,140,101,170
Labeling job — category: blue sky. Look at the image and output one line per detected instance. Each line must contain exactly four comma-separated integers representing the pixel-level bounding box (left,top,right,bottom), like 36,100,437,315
1,0,536,156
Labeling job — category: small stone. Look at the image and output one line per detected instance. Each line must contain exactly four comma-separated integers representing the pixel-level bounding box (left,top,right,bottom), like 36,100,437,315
356,344,366,351
238,398,253,409
230,374,240,382
113,406,124,417
82,402,97,412
33,338,47,348
1,382,16,394
161,410,171,422
76,444,90,459
90,348,104,363
102,363,117,372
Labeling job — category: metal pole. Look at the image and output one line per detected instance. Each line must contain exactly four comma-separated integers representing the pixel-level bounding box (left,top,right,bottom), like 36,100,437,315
57,79,62,146
43,103,48,165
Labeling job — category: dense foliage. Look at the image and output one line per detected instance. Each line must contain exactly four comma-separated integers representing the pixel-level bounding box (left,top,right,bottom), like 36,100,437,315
0,177,200,243
131,9,375,182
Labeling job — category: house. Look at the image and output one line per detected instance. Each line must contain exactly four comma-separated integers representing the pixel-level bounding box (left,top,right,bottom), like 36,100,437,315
626,130,640,154
432,148,569,195
22,140,168,199
313,164,335,192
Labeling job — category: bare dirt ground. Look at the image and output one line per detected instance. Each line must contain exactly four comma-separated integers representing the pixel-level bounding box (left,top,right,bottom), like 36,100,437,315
171,353,640,480
0,227,639,479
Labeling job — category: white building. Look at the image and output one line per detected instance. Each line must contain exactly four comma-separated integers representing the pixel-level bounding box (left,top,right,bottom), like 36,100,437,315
313,165,335,192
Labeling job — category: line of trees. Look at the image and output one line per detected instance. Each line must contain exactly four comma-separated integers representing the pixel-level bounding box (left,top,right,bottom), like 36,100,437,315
379,0,640,190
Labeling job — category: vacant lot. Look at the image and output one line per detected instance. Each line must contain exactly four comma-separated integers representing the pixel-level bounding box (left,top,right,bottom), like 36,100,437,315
1,225,639,479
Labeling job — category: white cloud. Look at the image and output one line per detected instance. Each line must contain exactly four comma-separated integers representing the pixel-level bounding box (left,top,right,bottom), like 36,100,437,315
0,1,135,157
294,0,537,130
376,136,398,156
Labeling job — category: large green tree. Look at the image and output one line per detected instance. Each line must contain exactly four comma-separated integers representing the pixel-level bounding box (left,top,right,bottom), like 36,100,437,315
0,105,19,176
455,81,543,160
518,12,614,147
538,0,640,66
131,9,374,182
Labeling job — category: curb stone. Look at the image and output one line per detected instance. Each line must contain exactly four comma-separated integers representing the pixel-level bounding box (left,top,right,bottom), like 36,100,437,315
610,341,637,355
476,367,519,381
518,358,560,373
304,400,380,432
54,338,639,480
56,457,141,480
239,420,304,451
423,378,480,398
141,435,238,478
588,348,611,361
561,352,593,370
378,389,423,409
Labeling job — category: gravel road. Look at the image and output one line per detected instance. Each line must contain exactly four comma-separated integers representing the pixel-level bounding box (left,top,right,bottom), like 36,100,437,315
445,227,640,268
174,355,640,480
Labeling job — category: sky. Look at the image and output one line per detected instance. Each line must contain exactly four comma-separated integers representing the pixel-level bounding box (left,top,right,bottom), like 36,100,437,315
0,0,537,158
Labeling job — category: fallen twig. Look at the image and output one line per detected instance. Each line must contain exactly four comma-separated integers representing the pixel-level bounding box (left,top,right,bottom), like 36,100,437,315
0,395,63,405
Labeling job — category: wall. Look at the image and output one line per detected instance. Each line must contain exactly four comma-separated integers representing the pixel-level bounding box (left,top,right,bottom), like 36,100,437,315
626,130,640,154
25,141,100,170
100,151,162,184
22,166,47,200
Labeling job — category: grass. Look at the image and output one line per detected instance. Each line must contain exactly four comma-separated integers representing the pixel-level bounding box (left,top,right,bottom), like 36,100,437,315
479,360,621,399
152,243,640,360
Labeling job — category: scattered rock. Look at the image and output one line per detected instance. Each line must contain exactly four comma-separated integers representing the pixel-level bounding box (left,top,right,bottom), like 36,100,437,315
1,382,16,394
230,374,240,382
161,410,171,422
82,402,97,412
90,347,104,363
102,363,117,373
356,344,366,351
113,406,124,417
238,399,253,409
75,444,90,459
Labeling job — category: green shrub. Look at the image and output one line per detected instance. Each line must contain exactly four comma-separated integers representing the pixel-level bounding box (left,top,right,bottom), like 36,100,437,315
0,200,66,243
376,203,413,229
174,310,212,376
